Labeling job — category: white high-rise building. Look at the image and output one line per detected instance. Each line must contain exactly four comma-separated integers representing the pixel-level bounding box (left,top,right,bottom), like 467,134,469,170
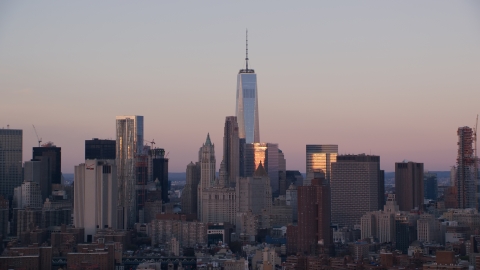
116,115,143,229
74,159,118,242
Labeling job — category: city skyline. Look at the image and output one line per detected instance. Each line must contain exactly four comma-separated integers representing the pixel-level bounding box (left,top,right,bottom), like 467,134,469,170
1,1,479,173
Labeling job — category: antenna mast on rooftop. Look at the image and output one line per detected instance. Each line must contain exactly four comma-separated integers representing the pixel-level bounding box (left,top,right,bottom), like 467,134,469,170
245,29,249,71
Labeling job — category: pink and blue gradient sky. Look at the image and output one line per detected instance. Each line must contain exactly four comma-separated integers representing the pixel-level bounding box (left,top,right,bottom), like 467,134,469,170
1,1,479,173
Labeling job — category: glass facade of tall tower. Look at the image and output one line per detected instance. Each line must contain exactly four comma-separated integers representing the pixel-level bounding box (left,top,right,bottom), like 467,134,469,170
306,145,338,182
236,72,260,144
245,143,279,194
0,129,23,199
116,115,144,229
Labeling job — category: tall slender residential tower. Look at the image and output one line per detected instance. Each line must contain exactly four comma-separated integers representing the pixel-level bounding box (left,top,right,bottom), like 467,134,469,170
456,127,477,209
116,115,144,229
236,30,260,144
223,116,240,187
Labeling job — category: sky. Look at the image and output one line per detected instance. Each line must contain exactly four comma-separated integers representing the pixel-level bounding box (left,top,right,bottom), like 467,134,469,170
1,1,479,173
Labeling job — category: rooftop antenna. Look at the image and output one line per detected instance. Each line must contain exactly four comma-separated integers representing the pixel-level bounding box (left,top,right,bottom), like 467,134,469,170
245,29,249,71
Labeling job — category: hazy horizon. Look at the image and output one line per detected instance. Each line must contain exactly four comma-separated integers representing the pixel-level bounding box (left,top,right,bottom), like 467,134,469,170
1,1,479,173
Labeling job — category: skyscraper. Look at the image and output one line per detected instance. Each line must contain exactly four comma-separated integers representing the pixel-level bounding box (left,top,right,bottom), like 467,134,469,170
181,161,200,215
32,143,62,185
150,148,169,203
236,31,260,144
85,138,116,160
0,129,23,199
116,115,144,229
245,143,280,194
24,159,49,201
395,161,424,211
223,116,240,187
74,159,118,242
306,145,338,183
236,162,272,215
197,134,216,220
287,177,331,255
456,127,477,209
200,160,236,224
331,154,382,228
424,172,438,201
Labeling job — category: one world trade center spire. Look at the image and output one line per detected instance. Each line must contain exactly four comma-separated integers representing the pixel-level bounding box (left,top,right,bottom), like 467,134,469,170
236,30,260,143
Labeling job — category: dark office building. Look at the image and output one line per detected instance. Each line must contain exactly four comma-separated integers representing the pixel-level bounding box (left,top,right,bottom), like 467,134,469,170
85,138,116,160
150,148,169,203
286,170,304,187
424,172,438,201
0,129,22,199
395,219,416,254
379,170,385,208
395,161,424,211
33,144,61,185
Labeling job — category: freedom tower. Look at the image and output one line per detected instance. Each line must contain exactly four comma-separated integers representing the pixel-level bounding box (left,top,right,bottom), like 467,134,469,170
236,30,260,143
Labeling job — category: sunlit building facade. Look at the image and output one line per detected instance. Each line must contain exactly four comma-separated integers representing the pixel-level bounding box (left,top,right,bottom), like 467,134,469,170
245,143,279,194
116,115,144,229
306,145,338,182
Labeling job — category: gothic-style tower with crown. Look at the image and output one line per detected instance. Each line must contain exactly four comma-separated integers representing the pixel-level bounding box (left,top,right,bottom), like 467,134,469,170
197,133,216,220
197,131,238,224
199,133,216,189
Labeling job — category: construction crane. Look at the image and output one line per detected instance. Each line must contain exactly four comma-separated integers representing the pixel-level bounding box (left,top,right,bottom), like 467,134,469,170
144,139,155,149
32,125,42,147
165,151,170,158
